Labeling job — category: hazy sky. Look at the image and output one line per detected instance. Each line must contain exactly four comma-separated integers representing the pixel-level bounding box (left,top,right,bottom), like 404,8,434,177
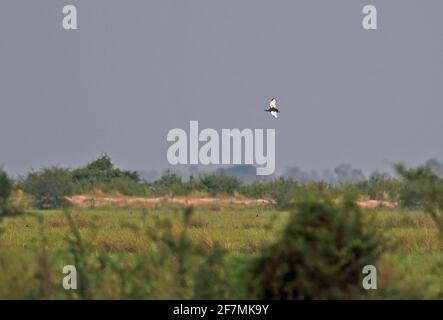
1,0,443,176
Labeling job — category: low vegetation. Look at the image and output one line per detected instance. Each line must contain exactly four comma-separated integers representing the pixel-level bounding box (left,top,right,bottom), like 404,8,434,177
0,155,442,299
0,169,23,217
249,191,383,299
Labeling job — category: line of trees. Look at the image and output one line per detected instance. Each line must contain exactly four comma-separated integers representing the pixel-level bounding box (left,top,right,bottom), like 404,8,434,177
2,154,443,210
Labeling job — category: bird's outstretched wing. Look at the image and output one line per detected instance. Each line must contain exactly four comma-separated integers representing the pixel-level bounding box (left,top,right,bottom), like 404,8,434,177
269,98,277,110
271,111,278,118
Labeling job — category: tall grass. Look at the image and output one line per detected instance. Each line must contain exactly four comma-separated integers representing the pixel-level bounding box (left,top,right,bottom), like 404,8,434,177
0,202,442,299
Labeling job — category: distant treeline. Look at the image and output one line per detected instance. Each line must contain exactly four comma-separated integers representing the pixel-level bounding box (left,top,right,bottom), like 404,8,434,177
2,154,443,209
159,158,443,185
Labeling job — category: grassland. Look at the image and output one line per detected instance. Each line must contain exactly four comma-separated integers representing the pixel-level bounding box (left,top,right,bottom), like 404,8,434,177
0,203,442,299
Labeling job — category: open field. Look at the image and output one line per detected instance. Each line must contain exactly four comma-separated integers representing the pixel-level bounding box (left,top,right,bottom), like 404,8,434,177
0,200,442,299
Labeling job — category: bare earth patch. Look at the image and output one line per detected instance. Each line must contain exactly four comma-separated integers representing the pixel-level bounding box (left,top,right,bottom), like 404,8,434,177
65,195,273,208
66,195,397,209
356,200,398,209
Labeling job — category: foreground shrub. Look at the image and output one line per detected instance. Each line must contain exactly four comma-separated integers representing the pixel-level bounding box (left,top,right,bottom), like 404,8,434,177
396,164,443,233
0,170,15,216
0,170,23,217
395,163,443,298
249,191,383,299
0,170,12,202
57,206,234,299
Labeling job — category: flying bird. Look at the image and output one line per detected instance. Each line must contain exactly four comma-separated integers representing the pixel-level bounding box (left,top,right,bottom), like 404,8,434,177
265,98,280,118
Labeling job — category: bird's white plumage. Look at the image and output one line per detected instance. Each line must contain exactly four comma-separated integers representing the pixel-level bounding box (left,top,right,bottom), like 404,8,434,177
271,111,278,118
269,98,277,109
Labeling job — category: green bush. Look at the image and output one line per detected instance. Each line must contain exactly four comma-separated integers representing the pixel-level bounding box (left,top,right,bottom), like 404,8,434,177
0,170,22,217
197,174,241,196
249,191,383,299
72,154,140,190
351,176,402,201
396,164,443,232
100,176,150,196
151,172,187,196
0,170,13,216
20,155,150,208
241,177,300,208
395,163,443,298
23,167,74,209
0,170,13,202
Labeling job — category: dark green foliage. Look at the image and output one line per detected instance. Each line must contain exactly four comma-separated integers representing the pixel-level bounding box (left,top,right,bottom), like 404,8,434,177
395,163,443,299
241,177,299,208
150,172,241,197
352,175,403,201
151,172,187,196
72,153,140,189
0,170,22,217
198,174,241,196
249,191,382,299
22,155,149,208
99,176,149,196
192,243,231,299
395,163,443,209
0,170,13,201
396,163,443,232
23,167,74,209
85,153,114,171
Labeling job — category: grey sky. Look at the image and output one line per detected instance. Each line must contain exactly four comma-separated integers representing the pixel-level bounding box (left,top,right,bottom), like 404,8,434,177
1,1,443,176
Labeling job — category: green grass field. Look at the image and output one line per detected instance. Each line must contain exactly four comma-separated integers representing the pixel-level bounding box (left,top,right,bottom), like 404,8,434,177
0,205,442,299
